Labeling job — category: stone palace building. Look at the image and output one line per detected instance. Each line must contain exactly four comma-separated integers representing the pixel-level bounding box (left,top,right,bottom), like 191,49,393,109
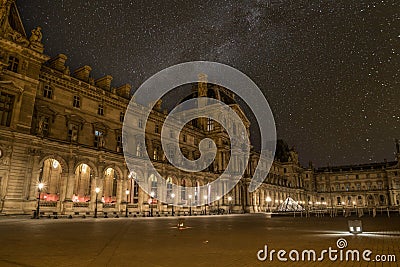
0,0,399,215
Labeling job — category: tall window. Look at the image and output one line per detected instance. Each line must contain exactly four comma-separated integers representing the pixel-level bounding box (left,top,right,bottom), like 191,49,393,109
136,142,143,157
43,84,53,99
132,180,139,203
94,130,104,148
150,175,157,198
68,124,79,142
119,112,124,123
39,116,50,136
0,92,14,127
153,146,159,160
138,119,143,129
116,135,123,152
73,95,80,108
166,177,173,199
7,56,19,73
155,124,160,134
98,104,104,116
181,180,186,201
207,118,214,131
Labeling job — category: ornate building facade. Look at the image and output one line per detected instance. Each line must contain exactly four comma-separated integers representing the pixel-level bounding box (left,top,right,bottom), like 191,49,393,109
0,1,399,215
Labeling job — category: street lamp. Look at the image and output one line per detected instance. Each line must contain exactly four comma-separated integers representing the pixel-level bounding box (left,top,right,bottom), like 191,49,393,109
204,195,208,215
35,182,44,219
94,187,100,218
171,193,175,216
266,196,272,212
216,196,220,215
228,196,232,214
125,189,130,217
188,195,192,216
150,191,155,217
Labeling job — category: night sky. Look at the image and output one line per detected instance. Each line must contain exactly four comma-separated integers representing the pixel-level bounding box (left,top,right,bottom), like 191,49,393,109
18,0,399,167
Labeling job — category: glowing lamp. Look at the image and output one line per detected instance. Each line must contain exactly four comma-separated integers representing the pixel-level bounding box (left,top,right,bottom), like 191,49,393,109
348,220,362,234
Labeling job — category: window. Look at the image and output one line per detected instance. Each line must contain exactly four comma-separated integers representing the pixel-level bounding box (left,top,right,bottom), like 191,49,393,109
133,180,139,203
116,135,123,152
153,146,159,160
68,124,79,142
43,84,53,99
138,119,143,129
168,148,174,160
181,180,186,200
73,95,80,108
356,183,361,190
183,134,187,142
94,130,104,148
7,56,19,73
119,112,124,123
40,116,50,136
169,130,174,138
166,177,173,199
98,104,104,116
136,142,143,157
155,124,160,134
150,175,157,198
0,92,14,127
207,118,214,131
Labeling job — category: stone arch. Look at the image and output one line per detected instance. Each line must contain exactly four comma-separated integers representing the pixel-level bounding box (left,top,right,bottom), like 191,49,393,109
102,164,123,180
38,154,68,173
73,159,98,178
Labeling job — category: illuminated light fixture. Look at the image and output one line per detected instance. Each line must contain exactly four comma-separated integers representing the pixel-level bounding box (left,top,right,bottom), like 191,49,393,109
82,164,88,173
178,218,185,229
52,160,59,169
228,196,232,202
106,168,112,176
348,220,362,234
266,196,272,202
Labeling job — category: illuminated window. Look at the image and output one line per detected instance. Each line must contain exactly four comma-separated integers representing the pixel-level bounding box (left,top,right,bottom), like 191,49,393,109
94,130,104,148
207,118,214,131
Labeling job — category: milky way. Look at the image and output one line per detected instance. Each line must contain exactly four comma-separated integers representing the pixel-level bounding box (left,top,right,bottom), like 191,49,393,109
18,0,400,167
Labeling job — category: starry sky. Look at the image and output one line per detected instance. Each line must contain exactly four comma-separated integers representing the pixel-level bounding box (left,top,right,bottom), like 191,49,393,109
18,0,399,167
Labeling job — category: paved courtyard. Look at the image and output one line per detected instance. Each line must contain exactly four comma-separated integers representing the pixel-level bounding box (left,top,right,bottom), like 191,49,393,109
0,213,399,267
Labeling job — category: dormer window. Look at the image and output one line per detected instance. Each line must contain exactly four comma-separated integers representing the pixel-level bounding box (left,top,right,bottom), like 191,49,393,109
43,84,53,99
7,56,19,73
73,95,80,108
98,104,104,116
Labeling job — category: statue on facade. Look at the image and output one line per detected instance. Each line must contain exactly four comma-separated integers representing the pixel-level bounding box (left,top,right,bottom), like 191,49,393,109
29,26,42,43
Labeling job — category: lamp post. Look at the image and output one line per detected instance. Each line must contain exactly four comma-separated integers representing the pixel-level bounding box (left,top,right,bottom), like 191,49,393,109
35,182,44,219
94,187,100,218
228,196,232,214
204,195,208,215
171,193,175,216
125,189,130,217
266,196,272,212
188,195,192,216
216,196,220,215
150,191,155,217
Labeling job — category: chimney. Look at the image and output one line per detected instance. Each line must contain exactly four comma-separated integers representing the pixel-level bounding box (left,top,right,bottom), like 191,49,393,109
73,65,92,82
95,75,113,91
116,84,131,99
47,54,67,72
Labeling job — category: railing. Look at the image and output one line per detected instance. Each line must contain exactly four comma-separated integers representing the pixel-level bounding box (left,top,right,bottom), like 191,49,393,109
73,202,89,208
39,201,57,207
103,203,116,208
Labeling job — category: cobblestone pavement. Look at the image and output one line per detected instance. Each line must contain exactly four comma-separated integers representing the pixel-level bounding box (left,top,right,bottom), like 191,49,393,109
0,213,398,267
